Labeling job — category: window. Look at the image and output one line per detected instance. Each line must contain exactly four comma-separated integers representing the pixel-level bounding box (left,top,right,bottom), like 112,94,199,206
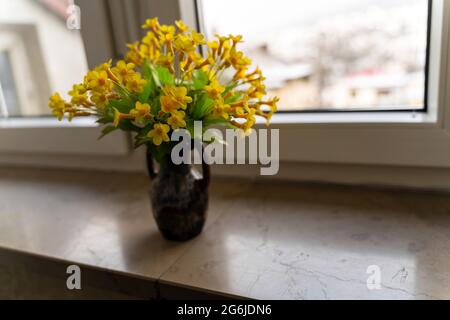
0,51,20,116
1,0,450,177
0,0,129,155
199,0,430,112
0,0,88,117
180,0,450,170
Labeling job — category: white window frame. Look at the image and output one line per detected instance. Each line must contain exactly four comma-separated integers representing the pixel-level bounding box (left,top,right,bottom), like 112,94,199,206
1,0,450,181
0,24,49,118
187,0,450,168
0,0,188,156
0,0,130,156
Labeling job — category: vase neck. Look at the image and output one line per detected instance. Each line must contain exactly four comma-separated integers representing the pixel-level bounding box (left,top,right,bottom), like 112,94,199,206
159,155,191,175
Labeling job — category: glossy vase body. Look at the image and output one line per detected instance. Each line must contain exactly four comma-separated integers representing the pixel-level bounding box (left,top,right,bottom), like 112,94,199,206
147,151,210,241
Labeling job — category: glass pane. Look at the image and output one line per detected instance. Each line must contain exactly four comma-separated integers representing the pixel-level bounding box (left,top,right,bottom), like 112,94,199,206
200,0,429,111
0,0,88,117
0,51,21,116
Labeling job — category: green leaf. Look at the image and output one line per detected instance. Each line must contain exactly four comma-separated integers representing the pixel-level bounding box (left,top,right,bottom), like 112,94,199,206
138,75,155,103
107,99,134,113
97,116,112,125
98,125,118,140
192,70,209,90
223,82,238,95
134,134,151,148
115,84,133,100
118,119,139,132
225,92,243,104
156,66,174,86
150,96,161,115
142,61,152,80
183,120,201,140
203,117,237,129
198,97,215,118
191,93,215,119
137,61,157,103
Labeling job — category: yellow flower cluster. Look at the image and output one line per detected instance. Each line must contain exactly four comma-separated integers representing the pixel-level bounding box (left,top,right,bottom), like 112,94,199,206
49,17,279,149
160,85,192,113
49,59,147,121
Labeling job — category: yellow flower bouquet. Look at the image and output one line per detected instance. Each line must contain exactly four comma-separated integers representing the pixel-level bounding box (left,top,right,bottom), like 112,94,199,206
48,18,278,162
48,18,279,241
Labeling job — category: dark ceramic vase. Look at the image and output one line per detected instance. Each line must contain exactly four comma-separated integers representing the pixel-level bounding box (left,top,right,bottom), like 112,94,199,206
146,150,210,242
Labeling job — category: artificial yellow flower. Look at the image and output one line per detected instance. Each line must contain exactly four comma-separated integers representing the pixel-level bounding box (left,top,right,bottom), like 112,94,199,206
215,34,229,45
269,98,279,113
213,99,230,120
126,42,145,66
113,108,133,127
205,80,225,100
139,43,161,63
160,85,192,113
148,123,170,146
85,70,111,92
157,54,175,72
68,84,88,105
142,18,160,31
256,97,279,113
228,49,251,69
206,68,217,81
229,34,243,47
178,52,204,78
112,60,136,83
234,108,256,135
160,25,176,35
175,20,189,33
160,96,177,113
159,31,175,47
233,68,247,81
48,18,279,142
265,113,273,126
220,40,231,60
195,54,215,70
167,110,186,130
233,106,245,116
142,31,160,49
125,73,147,93
191,31,205,45
179,57,192,73
130,101,152,123
189,52,204,66
94,59,112,73
113,109,121,127
246,67,263,80
207,41,220,50
158,25,176,50
207,40,220,58
245,108,257,125
174,35,196,53
70,83,87,95
92,92,110,107
247,81,267,99
49,93,67,120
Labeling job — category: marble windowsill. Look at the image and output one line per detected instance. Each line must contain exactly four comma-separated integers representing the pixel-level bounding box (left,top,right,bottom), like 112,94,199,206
1,167,450,300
